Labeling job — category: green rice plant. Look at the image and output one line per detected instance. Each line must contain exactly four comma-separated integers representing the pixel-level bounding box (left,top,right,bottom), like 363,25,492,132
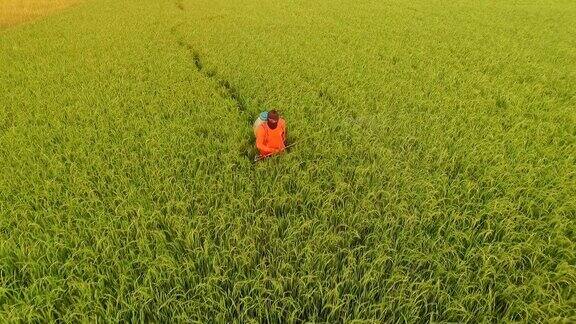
0,0,575,322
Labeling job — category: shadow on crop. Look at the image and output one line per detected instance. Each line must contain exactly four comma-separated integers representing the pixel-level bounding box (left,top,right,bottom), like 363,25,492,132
174,0,184,10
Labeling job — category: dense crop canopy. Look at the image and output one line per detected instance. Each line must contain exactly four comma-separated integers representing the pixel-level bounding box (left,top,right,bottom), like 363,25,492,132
0,0,575,321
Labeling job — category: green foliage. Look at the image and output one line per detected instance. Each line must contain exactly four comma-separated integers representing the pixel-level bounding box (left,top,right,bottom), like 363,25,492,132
0,0,575,321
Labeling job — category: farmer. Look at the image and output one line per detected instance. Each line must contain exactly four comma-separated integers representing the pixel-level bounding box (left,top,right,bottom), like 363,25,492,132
255,110,286,159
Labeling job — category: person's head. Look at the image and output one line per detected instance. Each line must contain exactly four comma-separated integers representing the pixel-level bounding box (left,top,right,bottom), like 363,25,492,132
267,110,279,129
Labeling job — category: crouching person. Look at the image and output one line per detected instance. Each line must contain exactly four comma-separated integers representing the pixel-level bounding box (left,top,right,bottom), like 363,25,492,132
255,110,286,159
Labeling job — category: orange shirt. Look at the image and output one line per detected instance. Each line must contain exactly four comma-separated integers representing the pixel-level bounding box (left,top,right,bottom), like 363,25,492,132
256,119,286,157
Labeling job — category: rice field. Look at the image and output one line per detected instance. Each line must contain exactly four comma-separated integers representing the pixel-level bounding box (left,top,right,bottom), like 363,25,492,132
0,0,575,321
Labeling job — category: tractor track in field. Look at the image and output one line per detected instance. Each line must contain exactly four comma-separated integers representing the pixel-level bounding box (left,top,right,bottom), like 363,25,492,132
171,29,253,126
175,0,184,11
170,19,258,162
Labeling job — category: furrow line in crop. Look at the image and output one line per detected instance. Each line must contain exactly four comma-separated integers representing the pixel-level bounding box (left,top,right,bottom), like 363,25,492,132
169,2,253,124
174,0,184,11
172,35,253,125
170,24,260,165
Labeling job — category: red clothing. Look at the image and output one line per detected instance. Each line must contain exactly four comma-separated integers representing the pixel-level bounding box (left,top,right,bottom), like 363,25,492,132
256,119,286,157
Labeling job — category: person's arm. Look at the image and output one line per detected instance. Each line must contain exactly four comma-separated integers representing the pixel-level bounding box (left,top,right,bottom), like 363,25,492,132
253,119,262,137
